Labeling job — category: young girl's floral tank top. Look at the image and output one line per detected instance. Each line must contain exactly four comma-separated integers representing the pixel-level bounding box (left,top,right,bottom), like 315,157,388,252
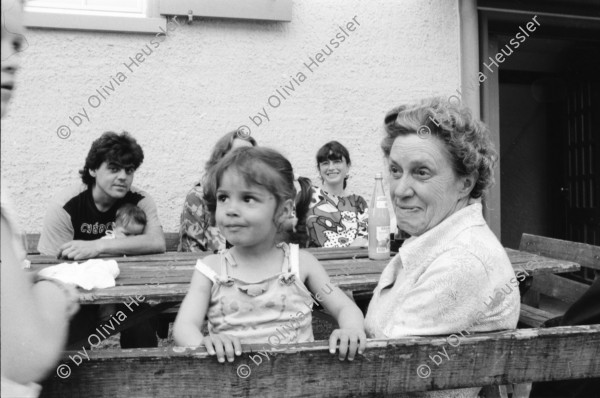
194,242,314,345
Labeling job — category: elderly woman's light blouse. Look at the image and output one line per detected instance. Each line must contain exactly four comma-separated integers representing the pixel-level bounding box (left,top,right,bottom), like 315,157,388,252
365,203,520,338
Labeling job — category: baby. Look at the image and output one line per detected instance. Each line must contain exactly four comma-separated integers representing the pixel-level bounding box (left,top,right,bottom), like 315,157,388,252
99,203,146,322
103,204,146,239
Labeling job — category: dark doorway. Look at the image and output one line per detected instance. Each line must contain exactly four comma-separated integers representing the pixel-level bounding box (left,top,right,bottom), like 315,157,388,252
480,9,600,259
498,39,599,252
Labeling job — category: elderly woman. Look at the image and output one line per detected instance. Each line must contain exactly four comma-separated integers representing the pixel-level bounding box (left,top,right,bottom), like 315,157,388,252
365,98,520,398
178,131,257,252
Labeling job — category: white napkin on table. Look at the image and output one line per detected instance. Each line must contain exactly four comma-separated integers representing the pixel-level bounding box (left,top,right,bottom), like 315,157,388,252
37,259,120,290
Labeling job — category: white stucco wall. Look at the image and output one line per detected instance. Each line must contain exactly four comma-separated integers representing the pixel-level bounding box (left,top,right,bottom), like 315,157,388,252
1,0,460,234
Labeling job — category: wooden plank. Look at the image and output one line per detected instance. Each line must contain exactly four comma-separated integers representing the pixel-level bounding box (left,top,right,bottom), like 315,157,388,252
505,248,580,274
69,273,384,305
103,261,385,286
529,273,590,304
519,233,600,271
27,251,204,265
29,258,386,282
76,284,189,305
40,326,600,397
28,254,578,279
27,254,569,292
519,304,555,328
28,249,580,276
27,247,368,264
480,29,502,238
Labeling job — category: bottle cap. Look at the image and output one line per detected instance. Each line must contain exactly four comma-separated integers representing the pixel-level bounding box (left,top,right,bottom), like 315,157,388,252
375,172,382,179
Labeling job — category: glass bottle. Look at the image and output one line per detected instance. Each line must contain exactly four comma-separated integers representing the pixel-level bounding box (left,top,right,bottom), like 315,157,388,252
368,173,390,260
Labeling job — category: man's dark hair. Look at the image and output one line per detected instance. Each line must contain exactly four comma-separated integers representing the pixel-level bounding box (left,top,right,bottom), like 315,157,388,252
79,131,144,186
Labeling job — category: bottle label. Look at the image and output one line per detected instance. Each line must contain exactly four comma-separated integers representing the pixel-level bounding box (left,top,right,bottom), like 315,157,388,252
375,196,387,209
375,226,390,253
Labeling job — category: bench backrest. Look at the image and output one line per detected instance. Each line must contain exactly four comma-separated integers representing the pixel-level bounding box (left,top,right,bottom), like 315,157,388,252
40,325,600,397
519,234,599,304
519,233,600,272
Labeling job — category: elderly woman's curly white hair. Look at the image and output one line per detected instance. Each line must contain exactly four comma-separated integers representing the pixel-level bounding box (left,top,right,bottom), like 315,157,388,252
381,97,498,199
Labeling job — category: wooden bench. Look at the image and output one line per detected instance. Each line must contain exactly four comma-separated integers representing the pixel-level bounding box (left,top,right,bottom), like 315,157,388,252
518,234,600,328
520,233,600,283
40,325,600,397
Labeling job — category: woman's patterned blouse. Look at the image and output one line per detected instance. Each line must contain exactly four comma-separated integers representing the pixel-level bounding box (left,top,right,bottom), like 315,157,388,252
305,187,368,248
178,184,226,252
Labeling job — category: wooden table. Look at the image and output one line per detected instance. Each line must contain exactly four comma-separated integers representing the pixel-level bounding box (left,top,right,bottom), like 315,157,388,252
27,247,580,305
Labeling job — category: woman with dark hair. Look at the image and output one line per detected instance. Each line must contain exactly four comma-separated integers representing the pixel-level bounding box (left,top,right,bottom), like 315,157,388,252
305,141,368,248
179,130,257,252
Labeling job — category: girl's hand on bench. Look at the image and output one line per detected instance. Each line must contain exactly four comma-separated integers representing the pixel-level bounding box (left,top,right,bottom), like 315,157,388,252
203,334,242,363
328,328,367,361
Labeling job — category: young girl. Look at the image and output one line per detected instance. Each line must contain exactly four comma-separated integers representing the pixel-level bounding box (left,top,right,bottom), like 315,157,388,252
173,147,366,362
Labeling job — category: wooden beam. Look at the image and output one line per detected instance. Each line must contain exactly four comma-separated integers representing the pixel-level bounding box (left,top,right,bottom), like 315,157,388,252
529,273,590,304
519,304,556,328
29,249,579,276
27,246,370,263
459,0,481,118
479,27,502,240
41,326,600,397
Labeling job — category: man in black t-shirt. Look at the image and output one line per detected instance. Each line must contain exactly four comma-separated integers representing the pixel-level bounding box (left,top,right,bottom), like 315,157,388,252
38,131,165,349
38,132,165,258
